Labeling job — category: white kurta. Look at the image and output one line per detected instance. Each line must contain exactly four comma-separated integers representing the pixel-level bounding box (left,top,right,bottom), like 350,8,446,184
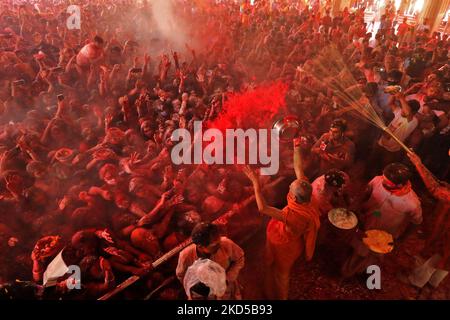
363,176,422,238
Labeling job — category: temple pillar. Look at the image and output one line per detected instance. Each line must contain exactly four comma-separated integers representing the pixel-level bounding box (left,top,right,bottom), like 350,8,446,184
418,0,449,33
333,0,351,12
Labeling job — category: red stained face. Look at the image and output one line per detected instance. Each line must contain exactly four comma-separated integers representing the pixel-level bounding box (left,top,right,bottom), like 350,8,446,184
5,171,25,192
104,168,117,180
141,123,153,138
135,185,153,199
197,236,221,256
51,126,64,139
382,175,402,190
329,127,343,140
115,193,131,209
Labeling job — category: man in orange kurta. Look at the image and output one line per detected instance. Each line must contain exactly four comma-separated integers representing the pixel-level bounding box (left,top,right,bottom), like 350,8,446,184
244,139,320,299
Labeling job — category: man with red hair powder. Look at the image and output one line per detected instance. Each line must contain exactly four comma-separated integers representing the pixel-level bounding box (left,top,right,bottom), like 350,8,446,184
341,162,423,277
244,139,320,300
361,163,422,238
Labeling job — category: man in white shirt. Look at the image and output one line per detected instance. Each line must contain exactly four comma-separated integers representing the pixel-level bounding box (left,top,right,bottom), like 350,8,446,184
367,92,420,177
342,163,422,277
362,163,422,239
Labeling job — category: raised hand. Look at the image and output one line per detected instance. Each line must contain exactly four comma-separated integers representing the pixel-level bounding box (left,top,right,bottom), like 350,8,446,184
103,247,129,264
128,151,142,166
242,165,259,185
105,114,113,127
162,54,171,68
95,228,114,244
159,189,173,203
144,53,150,65
320,104,330,117
217,180,226,194
102,190,113,201
133,56,140,68
166,194,184,207
93,105,103,118
118,95,129,106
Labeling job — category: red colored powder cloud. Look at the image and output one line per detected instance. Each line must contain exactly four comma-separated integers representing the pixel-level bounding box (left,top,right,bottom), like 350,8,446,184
207,81,288,130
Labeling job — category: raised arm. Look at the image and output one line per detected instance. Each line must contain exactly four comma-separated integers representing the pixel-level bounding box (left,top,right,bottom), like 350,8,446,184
293,138,307,181
407,152,449,202
395,92,413,120
137,192,183,227
242,166,284,221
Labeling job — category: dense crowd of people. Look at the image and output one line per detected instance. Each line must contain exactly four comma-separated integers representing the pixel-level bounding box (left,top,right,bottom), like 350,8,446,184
0,0,448,300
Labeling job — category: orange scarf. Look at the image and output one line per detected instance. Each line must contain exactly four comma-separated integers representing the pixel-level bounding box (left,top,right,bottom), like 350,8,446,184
284,193,321,261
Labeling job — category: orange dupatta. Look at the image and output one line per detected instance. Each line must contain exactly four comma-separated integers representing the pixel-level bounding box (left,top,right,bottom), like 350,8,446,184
283,193,321,261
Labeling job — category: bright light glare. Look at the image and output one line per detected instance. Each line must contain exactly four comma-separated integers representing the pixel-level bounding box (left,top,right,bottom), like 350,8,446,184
413,0,425,13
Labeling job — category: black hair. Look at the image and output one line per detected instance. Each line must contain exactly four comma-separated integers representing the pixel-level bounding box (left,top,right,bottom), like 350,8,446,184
0,281,39,300
331,118,347,132
324,169,346,188
383,163,411,185
71,230,99,247
110,46,121,53
93,36,104,45
190,282,210,298
407,99,420,114
387,70,403,83
191,223,220,247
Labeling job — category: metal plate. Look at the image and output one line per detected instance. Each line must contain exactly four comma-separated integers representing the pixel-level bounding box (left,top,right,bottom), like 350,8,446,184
328,208,358,230
363,229,394,254
272,115,301,143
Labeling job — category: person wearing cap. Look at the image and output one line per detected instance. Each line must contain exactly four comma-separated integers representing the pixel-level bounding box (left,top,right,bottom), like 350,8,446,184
341,162,422,277
243,139,320,299
312,118,355,175
176,222,245,300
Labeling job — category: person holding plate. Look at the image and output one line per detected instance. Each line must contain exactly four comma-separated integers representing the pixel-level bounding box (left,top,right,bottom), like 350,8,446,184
341,162,422,277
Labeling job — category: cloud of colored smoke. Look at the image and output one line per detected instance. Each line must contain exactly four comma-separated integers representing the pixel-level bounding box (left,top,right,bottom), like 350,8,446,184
208,81,288,131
